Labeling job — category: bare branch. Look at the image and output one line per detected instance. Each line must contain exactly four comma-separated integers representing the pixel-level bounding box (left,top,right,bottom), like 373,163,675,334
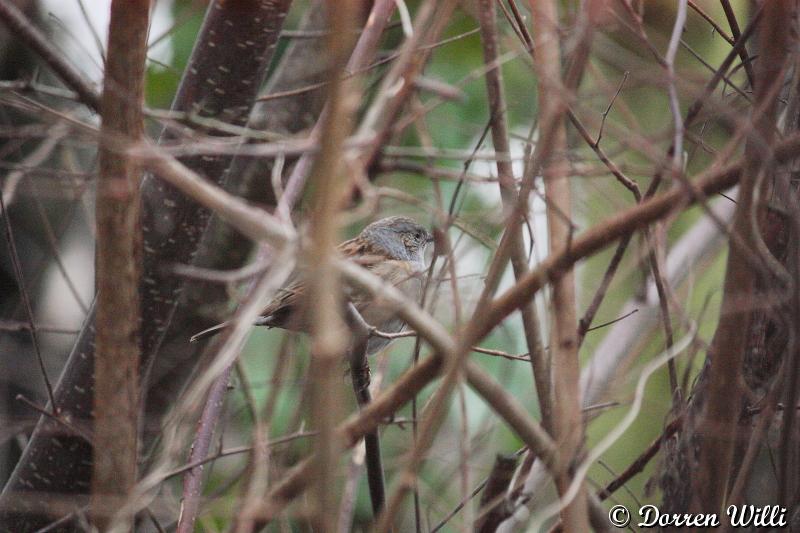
90,2,149,531
0,0,101,110
529,0,589,528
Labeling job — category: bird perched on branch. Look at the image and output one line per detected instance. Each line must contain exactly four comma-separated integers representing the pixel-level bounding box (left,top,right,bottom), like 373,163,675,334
190,216,433,355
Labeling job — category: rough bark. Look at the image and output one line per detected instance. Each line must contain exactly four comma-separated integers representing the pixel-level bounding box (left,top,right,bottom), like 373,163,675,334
661,0,793,518
91,1,149,530
143,1,333,424
0,2,291,530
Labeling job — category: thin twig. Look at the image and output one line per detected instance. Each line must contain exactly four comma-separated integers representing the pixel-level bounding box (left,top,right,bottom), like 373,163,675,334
276,0,397,220
719,0,756,87
15,394,92,443
585,309,639,333
0,178,55,409
0,320,79,335
0,0,101,110
597,417,682,501
665,0,688,174
596,71,628,147
175,366,233,533
688,0,733,45
166,433,315,482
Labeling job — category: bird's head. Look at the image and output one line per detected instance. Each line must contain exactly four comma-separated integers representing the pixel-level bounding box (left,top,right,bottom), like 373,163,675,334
361,216,433,263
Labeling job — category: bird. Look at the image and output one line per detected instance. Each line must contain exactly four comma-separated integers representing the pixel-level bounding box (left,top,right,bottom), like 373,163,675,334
190,216,433,355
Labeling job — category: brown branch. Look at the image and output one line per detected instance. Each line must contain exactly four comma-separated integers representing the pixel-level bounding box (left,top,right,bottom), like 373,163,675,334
175,365,232,533
688,0,734,45
474,454,517,532
473,134,783,349
91,1,149,531
135,144,294,246
502,7,642,362
529,0,589,529
689,0,790,515
598,417,682,501
355,0,458,174
304,3,361,528
477,0,550,436
345,304,386,517
0,0,101,110
719,0,756,87
15,394,92,443
683,6,763,131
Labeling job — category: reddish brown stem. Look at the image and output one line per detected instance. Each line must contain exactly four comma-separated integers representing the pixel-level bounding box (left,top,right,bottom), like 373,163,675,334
91,1,149,530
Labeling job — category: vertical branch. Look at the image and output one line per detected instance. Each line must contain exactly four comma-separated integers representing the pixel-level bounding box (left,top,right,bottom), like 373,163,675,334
345,304,387,516
140,0,292,360
528,0,589,530
719,0,756,87
304,2,361,529
174,365,232,533
0,3,292,528
91,1,149,531
474,454,517,532
689,0,791,514
0,192,54,409
665,0,688,173
476,0,550,433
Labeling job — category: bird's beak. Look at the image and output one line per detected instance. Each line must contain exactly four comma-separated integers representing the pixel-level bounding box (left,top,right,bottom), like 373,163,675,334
425,232,434,244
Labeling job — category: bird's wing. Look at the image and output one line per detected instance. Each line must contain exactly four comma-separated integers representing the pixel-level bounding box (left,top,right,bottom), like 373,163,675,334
258,237,383,326
257,274,305,328
338,235,389,270
261,237,404,329
192,232,415,340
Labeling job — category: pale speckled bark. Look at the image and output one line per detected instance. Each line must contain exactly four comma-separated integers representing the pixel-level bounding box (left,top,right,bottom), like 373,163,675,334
143,0,334,437
0,2,291,531
140,0,291,355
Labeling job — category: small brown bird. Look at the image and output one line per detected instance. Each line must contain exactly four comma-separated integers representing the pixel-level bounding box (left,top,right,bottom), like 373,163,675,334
190,216,433,354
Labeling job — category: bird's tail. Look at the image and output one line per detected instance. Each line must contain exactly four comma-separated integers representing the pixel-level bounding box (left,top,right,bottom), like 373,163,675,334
189,321,230,343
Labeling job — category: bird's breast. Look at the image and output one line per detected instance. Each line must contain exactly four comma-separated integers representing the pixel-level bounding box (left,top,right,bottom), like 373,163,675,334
356,259,424,331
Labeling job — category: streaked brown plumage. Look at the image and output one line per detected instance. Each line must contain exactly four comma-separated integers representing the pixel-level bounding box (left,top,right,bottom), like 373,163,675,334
190,216,432,354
